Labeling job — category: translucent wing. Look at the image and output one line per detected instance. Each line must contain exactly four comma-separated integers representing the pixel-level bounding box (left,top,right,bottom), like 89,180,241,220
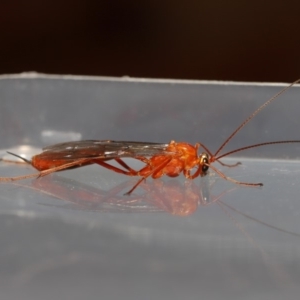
39,140,172,161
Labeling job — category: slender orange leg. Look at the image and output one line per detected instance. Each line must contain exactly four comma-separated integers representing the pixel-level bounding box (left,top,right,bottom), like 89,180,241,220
184,165,203,180
124,157,173,195
0,158,95,182
93,156,153,176
94,156,173,195
93,157,171,195
208,164,263,187
93,159,139,176
114,157,151,172
114,158,138,172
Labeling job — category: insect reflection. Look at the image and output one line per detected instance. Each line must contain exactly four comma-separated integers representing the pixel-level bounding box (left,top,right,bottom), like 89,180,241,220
7,174,300,238
17,175,221,216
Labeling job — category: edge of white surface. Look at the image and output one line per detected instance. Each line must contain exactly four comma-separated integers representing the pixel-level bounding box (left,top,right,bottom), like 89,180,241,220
0,72,299,87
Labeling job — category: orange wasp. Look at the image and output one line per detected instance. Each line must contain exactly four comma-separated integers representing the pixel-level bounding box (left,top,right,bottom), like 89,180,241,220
1,80,300,195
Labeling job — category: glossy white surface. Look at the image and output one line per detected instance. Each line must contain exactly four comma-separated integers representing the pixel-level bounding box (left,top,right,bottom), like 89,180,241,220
0,74,300,300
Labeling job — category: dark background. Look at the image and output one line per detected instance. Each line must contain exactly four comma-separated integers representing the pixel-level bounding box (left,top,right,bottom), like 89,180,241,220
1,1,299,82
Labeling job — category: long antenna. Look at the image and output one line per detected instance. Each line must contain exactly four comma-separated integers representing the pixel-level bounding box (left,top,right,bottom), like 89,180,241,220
214,79,300,157
214,140,300,161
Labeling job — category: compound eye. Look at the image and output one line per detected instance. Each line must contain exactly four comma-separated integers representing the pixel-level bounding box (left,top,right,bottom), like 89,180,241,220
202,159,209,172
200,154,209,173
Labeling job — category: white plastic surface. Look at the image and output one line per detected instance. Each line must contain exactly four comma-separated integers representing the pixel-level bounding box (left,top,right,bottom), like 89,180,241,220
0,74,300,300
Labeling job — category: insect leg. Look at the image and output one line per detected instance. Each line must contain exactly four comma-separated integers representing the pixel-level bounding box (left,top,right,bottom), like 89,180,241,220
114,157,150,172
93,159,139,176
0,158,94,182
124,157,172,195
183,166,202,179
93,156,151,175
114,158,137,172
208,164,263,187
